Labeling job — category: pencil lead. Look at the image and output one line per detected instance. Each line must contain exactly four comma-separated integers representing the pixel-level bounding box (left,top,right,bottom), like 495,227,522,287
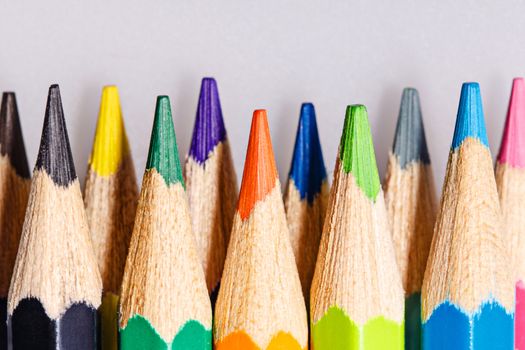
146,96,183,186
288,103,327,203
451,82,489,149
0,92,30,179
498,78,525,167
189,77,227,164
89,85,130,176
237,109,278,219
340,104,380,200
35,84,76,186
392,88,431,168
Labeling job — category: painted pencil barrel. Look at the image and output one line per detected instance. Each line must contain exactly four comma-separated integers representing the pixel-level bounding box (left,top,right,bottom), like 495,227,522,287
311,307,404,349
422,301,513,349
119,316,211,349
517,282,525,349
9,300,98,349
100,293,119,350
404,294,422,349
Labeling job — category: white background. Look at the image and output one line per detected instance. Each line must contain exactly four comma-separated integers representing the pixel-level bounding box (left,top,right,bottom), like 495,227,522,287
1,0,525,192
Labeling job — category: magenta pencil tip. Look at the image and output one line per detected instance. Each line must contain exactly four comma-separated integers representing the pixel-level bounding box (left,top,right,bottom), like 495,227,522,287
498,78,525,168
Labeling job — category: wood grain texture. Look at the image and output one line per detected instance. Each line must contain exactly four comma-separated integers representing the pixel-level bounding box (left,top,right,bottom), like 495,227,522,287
284,180,328,300
184,141,237,294
496,164,525,283
384,154,436,294
311,161,404,325
119,169,211,343
422,138,514,320
8,170,102,318
214,185,308,349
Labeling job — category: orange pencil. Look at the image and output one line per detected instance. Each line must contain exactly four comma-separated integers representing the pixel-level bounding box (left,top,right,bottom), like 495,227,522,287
214,110,308,350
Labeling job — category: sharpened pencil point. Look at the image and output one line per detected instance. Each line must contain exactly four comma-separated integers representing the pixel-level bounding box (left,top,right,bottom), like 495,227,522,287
392,88,431,168
339,105,380,200
0,92,30,178
498,78,525,168
451,82,489,149
189,77,227,164
35,85,76,186
89,85,130,176
289,103,327,203
237,109,278,220
146,96,183,186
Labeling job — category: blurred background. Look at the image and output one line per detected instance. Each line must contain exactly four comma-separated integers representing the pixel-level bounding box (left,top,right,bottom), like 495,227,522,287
1,0,524,191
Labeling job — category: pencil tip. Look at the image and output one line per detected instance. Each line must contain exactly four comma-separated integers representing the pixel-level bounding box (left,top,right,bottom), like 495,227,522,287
237,109,278,219
289,103,327,203
89,85,129,176
451,82,489,149
146,95,183,186
339,105,380,200
35,84,77,186
0,92,30,178
498,78,525,167
392,88,430,167
189,77,226,164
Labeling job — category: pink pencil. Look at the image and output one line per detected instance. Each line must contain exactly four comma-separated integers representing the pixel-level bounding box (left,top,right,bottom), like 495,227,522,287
496,77,525,350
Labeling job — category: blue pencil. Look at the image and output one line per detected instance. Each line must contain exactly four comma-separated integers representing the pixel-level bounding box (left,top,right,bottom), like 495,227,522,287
284,103,328,302
421,82,514,349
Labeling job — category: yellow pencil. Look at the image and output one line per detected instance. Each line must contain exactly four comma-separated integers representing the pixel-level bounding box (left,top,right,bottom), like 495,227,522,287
83,86,138,350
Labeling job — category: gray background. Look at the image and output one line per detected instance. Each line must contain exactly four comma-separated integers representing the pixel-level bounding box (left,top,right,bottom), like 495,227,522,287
1,0,524,191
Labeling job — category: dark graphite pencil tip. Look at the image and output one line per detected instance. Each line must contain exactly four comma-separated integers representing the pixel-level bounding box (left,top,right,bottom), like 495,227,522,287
392,88,431,168
35,84,77,186
0,92,30,178
451,82,489,150
189,77,227,164
146,95,184,186
288,102,327,203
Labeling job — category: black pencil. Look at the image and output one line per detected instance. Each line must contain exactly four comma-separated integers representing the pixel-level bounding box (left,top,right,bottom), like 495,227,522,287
7,84,102,349
0,92,31,350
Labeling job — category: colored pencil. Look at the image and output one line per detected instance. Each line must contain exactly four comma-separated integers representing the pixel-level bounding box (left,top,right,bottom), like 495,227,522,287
7,84,102,349
119,96,212,349
184,77,237,303
310,105,404,349
0,92,31,350
422,82,514,349
383,88,437,349
496,77,525,350
283,102,328,302
214,110,308,350
83,86,138,350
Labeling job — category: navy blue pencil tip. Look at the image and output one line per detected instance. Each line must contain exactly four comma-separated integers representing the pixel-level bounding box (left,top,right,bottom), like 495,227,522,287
289,103,327,203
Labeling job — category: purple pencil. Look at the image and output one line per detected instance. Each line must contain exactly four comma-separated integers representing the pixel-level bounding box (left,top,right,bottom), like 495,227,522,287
184,78,238,305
